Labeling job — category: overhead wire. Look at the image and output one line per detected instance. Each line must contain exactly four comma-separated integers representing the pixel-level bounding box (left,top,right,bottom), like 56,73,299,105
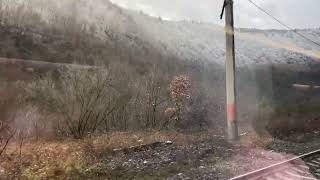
247,0,320,48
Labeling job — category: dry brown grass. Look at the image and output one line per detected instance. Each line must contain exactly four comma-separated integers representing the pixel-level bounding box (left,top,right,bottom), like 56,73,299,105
0,131,223,179
1,141,87,178
239,127,274,148
92,131,220,148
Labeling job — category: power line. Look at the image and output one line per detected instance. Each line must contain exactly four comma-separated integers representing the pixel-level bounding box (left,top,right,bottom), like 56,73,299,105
247,0,320,48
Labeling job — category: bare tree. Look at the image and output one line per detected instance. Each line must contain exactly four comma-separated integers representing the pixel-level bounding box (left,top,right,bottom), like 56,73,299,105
144,68,167,129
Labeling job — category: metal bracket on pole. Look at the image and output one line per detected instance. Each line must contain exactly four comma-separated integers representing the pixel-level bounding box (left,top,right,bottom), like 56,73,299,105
220,0,227,20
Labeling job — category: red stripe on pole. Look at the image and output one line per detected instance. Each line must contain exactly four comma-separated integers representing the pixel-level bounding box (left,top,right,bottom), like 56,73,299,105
227,104,236,122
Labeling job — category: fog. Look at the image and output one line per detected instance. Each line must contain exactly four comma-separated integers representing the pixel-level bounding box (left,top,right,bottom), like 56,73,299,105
111,0,320,29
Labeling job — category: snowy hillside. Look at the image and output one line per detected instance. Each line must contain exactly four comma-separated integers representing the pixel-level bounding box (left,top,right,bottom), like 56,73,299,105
109,1,320,66
4,0,320,66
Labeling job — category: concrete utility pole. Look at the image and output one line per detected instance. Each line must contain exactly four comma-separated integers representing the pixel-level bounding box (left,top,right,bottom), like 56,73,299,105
221,0,238,141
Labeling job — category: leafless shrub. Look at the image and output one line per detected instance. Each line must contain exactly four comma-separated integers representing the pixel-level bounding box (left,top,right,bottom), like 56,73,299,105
164,77,215,131
0,120,15,157
0,83,18,157
142,67,168,129
12,105,48,141
0,133,14,157
184,84,211,131
24,67,131,139
0,114,15,157
162,107,178,130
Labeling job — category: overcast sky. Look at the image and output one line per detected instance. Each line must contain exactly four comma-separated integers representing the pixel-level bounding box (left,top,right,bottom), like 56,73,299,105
110,0,320,29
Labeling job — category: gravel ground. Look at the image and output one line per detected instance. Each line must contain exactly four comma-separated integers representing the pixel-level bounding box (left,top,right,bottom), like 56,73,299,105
94,133,320,180
102,137,234,179
78,130,320,179
214,146,298,178
268,131,320,155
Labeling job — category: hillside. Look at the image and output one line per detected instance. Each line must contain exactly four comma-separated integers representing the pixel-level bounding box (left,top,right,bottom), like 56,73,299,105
65,0,320,66
1,0,320,67
0,0,319,136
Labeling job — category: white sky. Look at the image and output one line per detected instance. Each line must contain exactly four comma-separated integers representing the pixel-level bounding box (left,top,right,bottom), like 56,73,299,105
110,0,320,29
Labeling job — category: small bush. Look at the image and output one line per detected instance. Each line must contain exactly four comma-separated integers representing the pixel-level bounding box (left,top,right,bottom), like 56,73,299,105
169,75,192,121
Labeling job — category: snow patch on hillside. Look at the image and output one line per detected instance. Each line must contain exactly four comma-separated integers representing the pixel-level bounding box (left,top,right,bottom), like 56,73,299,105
4,0,320,66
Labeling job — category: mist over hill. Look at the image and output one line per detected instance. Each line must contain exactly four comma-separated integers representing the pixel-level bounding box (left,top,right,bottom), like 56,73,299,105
2,0,319,67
